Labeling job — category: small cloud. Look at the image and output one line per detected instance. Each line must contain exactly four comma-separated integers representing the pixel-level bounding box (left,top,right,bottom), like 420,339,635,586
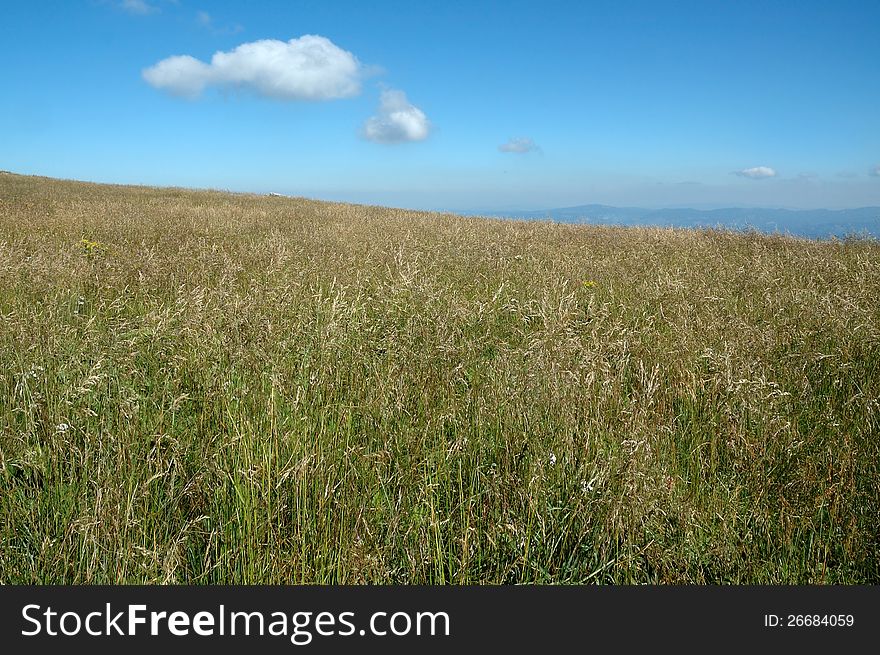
499,137,541,154
733,166,777,179
836,171,859,178
196,10,243,35
143,35,362,100
870,165,880,177
362,89,430,144
120,0,158,14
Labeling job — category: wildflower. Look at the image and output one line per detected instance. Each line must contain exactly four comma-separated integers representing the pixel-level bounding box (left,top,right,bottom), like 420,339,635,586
582,280,596,289
80,238,112,257
26,365,45,380
548,453,557,467
55,423,70,433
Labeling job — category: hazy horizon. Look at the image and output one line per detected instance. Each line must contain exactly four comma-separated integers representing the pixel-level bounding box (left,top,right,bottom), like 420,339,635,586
7,168,880,216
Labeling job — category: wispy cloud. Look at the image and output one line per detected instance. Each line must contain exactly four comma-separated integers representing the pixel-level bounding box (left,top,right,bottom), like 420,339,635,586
120,0,158,15
499,137,541,154
733,166,777,179
143,35,362,100
362,89,430,144
196,10,243,36
870,165,880,177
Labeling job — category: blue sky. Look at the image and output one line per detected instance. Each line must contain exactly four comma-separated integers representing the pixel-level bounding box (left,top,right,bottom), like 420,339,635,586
2,0,879,210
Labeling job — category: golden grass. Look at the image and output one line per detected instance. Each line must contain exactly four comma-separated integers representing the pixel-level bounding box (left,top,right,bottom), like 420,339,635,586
1,172,878,583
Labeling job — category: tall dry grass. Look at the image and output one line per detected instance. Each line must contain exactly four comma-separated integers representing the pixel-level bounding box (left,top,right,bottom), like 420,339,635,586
1,172,878,583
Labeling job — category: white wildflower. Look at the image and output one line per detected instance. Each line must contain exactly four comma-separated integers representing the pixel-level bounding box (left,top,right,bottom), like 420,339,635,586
582,475,599,493
26,365,45,380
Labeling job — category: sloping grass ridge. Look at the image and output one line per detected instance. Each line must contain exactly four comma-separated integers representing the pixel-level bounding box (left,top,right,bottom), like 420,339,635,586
1,173,878,583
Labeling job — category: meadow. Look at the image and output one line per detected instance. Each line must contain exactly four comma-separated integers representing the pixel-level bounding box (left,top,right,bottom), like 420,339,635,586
1,172,878,583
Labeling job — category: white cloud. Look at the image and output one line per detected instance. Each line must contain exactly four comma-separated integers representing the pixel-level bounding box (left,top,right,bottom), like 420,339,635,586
870,165,880,177
362,89,430,144
143,55,213,98
120,0,158,14
143,35,362,101
734,166,777,179
499,137,541,154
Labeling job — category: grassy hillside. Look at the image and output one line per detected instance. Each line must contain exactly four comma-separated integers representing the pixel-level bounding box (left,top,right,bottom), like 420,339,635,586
1,173,878,583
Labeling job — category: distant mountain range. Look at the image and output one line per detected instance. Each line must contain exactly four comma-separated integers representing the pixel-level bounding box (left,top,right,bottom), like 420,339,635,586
467,204,880,239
